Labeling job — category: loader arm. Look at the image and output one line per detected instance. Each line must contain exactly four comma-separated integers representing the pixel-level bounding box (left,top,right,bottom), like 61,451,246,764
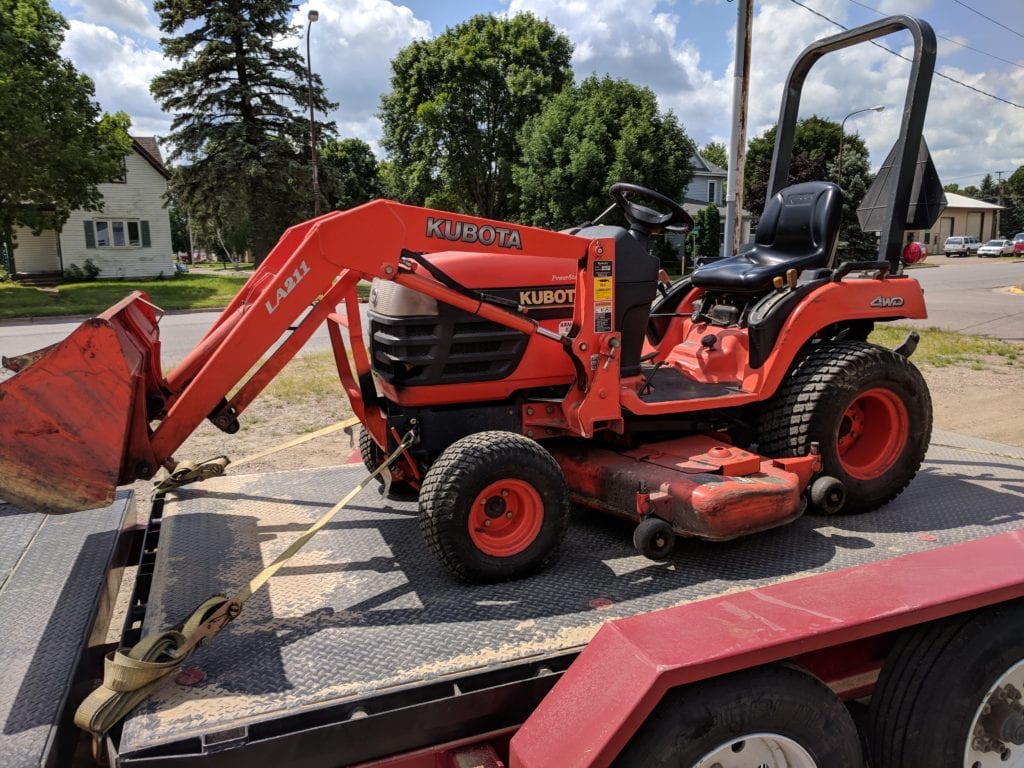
0,200,601,514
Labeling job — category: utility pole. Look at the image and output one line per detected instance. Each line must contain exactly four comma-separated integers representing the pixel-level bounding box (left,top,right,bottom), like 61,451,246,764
306,10,321,218
724,0,752,257
996,170,1005,237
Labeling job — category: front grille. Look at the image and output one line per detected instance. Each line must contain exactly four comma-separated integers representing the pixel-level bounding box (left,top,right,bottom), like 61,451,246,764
370,311,529,386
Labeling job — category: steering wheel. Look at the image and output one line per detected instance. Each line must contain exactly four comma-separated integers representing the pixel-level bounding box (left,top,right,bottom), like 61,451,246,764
609,182,693,235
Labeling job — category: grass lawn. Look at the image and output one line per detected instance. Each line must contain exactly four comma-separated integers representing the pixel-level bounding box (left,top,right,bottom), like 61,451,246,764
0,274,371,319
870,325,1021,368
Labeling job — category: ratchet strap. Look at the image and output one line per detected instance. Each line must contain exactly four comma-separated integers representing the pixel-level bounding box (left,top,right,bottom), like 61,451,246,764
75,429,416,759
154,417,362,492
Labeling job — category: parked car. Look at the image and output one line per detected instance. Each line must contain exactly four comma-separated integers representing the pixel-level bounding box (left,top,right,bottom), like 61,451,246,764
977,239,1015,257
943,235,981,257
1013,233,1024,255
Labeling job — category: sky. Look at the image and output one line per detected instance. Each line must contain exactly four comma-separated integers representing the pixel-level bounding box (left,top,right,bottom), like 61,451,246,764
53,0,1024,191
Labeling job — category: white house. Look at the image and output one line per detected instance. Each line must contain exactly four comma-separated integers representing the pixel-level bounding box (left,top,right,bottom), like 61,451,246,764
11,137,173,282
670,152,753,259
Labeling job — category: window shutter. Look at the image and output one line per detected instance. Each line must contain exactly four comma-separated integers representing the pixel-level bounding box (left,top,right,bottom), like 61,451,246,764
84,221,95,249
141,220,151,248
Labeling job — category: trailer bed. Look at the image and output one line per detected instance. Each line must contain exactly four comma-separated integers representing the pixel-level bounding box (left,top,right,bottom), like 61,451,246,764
116,430,1024,765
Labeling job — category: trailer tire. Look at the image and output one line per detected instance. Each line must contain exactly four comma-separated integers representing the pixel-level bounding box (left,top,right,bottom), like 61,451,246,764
616,663,862,767
418,431,569,583
867,600,1024,768
358,428,415,496
758,340,932,514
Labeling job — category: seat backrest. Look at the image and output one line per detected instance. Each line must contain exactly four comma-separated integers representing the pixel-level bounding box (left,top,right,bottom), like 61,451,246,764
754,181,843,267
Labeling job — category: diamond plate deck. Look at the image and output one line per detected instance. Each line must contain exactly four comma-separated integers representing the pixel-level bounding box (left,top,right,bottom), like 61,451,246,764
120,432,1024,757
0,492,133,768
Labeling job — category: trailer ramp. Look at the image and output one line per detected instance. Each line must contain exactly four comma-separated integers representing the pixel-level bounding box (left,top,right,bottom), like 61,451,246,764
0,493,134,768
116,430,1024,766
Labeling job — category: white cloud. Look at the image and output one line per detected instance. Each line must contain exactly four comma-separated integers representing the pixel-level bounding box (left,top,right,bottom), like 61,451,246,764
506,0,730,140
67,0,160,39
61,21,170,137
291,0,431,152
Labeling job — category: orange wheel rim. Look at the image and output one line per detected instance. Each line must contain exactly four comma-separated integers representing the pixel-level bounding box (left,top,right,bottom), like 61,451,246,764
837,387,909,480
468,479,544,557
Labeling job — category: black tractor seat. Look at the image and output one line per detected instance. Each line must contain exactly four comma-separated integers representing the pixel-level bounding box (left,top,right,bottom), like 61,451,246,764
691,181,843,295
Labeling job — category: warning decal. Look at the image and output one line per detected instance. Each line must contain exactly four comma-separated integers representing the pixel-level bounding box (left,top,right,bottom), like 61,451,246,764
593,277,613,301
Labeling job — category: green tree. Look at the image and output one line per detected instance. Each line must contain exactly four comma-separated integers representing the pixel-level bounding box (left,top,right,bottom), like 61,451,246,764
515,75,695,229
744,115,875,260
943,182,961,193
979,173,996,201
380,13,573,219
151,0,335,264
701,141,728,170
694,203,721,261
320,138,381,211
0,0,131,270
1002,165,1024,236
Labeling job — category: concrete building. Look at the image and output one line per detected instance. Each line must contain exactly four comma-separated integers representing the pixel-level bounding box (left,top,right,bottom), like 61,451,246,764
906,191,1005,250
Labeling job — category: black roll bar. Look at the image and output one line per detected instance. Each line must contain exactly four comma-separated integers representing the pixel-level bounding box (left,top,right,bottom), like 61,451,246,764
766,16,937,270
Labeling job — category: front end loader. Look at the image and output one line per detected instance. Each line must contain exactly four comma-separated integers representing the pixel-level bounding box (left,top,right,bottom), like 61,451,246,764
0,16,944,583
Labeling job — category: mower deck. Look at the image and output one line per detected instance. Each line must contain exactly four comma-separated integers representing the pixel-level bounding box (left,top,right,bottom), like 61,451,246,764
115,430,1024,765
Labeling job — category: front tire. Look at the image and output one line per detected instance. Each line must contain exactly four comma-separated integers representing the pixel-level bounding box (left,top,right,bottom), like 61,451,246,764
615,663,863,766
758,340,932,513
358,427,416,496
418,431,569,583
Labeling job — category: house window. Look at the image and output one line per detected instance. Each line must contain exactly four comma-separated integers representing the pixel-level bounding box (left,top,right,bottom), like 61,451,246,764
708,181,717,204
86,219,148,248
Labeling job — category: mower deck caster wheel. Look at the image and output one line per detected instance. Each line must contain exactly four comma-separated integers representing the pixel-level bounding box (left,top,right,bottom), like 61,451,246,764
634,517,675,561
809,476,846,514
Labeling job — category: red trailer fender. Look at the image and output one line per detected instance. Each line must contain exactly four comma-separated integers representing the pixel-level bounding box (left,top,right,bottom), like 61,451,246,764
509,530,1024,767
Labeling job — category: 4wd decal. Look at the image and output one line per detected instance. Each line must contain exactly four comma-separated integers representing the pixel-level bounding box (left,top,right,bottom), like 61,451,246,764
425,217,523,250
265,261,311,315
870,296,905,308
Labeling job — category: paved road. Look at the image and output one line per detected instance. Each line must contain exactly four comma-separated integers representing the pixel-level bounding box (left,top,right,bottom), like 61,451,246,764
0,303,365,368
902,256,1024,343
1,257,1021,369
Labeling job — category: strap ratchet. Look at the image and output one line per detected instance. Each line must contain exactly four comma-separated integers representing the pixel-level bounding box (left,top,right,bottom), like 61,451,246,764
75,428,416,760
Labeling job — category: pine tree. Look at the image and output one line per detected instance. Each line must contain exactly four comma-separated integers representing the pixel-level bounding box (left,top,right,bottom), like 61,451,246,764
151,0,335,263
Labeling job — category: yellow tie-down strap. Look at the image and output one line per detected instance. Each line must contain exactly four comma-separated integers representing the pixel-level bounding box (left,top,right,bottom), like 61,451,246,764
154,416,366,492
75,425,415,759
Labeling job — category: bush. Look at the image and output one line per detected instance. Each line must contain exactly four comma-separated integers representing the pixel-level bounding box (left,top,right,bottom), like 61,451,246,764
63,259,102,283
0,263,11,283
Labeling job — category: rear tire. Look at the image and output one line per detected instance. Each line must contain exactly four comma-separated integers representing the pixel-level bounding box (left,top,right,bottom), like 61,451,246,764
758,340,932,513
867,601,1024,768
418,431,569,583
616,663,862,766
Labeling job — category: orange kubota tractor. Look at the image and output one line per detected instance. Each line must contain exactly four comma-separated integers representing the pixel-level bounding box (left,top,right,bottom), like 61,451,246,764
0,16,944,583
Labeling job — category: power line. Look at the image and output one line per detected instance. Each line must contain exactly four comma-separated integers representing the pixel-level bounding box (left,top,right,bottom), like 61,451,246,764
843,0,1024,71
951,0,1024,41
788,0,1024,111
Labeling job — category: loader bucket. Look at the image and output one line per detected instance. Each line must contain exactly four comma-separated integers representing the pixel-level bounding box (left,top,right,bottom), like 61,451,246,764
0,292,161,514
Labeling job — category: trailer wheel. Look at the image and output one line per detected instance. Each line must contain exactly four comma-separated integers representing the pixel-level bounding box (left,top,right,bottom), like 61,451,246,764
758,340,932,513
418,431,569,583
358,428,415,496
867,600,1024,768
616,663,862,767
